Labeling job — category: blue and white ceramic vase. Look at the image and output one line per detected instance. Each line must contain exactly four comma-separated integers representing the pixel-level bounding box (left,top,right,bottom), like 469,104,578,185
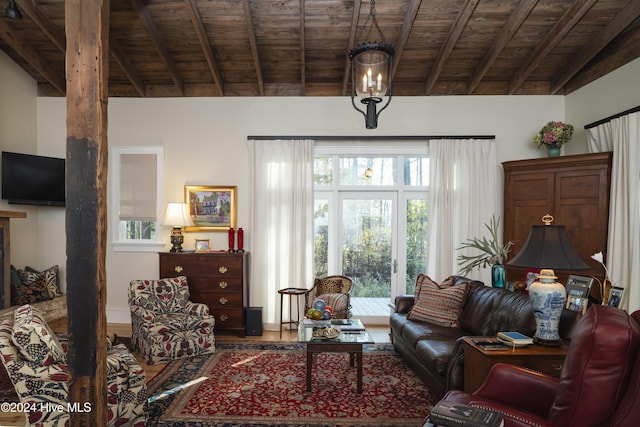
491,262,506,289
528,269,566,346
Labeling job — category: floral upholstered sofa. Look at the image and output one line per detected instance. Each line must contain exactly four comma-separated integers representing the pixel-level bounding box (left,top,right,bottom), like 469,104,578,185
0,304,147,427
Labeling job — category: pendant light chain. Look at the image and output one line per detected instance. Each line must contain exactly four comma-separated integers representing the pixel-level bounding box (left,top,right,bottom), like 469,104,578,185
355,0,388,45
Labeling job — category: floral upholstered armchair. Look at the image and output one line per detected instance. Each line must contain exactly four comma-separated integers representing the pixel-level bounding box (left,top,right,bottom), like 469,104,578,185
305,275,353,319
0,304,147,427
128,275,215,365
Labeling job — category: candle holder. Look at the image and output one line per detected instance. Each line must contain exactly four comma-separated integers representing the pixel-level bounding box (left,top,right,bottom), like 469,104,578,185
228,227,236,252
237,228,245,252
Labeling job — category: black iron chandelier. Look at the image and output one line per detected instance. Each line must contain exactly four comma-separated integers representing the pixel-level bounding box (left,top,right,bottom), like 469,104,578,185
349,0,394,130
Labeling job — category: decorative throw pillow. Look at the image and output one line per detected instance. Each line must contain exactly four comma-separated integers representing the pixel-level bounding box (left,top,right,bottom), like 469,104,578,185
23,265,62,299
18,269,53,302
412,274,455,301
12,304,66,366
408,274,469,328
10,265,38,305
316,278,346,294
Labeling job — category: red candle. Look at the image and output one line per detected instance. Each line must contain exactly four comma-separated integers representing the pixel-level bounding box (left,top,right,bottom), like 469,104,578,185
237,228,244,251
228,227,235,252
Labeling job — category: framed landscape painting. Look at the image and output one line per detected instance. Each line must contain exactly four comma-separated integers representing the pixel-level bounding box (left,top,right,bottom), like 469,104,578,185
184,185,237,231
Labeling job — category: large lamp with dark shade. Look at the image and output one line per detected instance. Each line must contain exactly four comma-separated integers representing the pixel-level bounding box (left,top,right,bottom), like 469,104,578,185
507,214,589,345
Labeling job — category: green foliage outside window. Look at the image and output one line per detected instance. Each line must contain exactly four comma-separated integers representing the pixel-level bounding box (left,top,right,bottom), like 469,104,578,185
124,220,156,240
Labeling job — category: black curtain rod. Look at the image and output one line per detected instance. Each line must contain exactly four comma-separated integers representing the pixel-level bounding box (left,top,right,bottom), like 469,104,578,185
584,105,640,129
247,135,495,141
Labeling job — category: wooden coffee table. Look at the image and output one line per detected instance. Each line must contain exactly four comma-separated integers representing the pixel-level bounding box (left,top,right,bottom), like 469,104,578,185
298,319,374,393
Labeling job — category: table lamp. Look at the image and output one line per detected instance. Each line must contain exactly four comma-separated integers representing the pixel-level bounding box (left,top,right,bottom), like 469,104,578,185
162,202,194,252
507,214,589,345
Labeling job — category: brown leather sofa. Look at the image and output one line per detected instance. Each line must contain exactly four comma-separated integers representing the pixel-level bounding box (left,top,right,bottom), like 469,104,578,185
390,275,577,399
441,305,640,427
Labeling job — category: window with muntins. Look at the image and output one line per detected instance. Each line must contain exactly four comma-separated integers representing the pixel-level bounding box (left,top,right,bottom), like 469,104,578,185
110,146,164,252
313,144,429,298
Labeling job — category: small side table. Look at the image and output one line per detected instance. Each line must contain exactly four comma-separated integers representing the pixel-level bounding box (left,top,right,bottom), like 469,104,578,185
462,337,568,393
278,287,308,338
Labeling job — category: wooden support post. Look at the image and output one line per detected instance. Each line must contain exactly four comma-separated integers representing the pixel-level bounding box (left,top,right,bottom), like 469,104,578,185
0,211,27,309
65,0,109,425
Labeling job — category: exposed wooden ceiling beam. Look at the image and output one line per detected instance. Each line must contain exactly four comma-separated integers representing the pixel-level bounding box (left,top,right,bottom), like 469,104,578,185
467,0,538,94
391,0,422,82
130,0,184,96
109,36,146,97
341,0,362,96
242,0,264,96
509,0,597,95
16,0,145,97
184,0,224,96
0,19,65,94
299,0,306,96
15,0,64,52
425,0,479,95
551,0,640,94
564,16,640,94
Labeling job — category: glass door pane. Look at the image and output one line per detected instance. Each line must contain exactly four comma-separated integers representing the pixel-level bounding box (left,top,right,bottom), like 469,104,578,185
404,197,428,296
341,194,396,319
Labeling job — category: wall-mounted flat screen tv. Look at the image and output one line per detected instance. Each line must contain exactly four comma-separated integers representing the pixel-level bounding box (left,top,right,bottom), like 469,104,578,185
1,151,65,207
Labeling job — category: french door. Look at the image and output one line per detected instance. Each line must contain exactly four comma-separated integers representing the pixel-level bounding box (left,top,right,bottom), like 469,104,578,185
339,192,397,304
313,150,429,321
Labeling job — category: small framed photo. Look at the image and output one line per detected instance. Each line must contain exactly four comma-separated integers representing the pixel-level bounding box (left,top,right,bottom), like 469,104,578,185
565,275,594,299
608,286,625,308
185,185,237,231
566,295,589,314
195,239,210,253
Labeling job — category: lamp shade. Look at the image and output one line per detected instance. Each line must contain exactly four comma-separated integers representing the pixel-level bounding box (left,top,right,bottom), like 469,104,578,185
507,225,589,270
162,202,194,227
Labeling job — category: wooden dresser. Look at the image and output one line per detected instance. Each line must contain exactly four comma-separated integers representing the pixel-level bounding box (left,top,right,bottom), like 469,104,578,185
159,251,249,337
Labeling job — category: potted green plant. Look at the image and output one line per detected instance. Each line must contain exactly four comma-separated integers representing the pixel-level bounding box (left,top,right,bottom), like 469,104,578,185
456,215,514,288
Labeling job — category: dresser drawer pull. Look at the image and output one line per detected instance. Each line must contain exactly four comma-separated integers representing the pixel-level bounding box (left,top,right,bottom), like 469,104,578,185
219,266,228,274
219,314,228,322
219,297,228,305
219,281,228,289
174,265,184,273
551,363,563,372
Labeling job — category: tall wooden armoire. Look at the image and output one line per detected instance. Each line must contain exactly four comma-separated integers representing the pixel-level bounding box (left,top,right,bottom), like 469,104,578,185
502,152,612,301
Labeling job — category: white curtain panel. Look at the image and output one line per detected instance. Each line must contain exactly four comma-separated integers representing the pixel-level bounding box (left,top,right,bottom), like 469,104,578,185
587,112,640,312
427,139,499,285
248,139,315,329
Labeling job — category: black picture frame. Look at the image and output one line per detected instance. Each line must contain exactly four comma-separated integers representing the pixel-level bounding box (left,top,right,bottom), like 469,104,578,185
608,286,625,308
565,275,593,313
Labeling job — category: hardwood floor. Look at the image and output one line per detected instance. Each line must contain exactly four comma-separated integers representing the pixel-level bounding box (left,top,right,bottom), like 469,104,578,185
0,322,392,426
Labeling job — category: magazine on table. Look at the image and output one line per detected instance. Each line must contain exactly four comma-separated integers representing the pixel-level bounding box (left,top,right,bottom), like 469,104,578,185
333,319,365,331
429,401,504,427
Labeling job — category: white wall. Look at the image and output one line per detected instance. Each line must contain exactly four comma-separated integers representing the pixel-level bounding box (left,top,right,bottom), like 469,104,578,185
566,57,640,153
0,51,54,277
5,46,638,322
35,95,570,322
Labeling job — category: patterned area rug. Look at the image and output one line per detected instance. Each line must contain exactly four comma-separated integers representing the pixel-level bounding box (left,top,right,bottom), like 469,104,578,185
147,342,435,426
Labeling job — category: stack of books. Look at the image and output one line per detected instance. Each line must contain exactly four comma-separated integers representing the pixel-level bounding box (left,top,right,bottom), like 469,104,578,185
428,401,504,427
496,331,533,346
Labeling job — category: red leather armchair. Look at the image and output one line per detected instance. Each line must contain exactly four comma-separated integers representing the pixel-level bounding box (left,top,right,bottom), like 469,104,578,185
441,305,640,427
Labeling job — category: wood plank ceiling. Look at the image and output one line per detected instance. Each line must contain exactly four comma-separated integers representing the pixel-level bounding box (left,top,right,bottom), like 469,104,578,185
1,0,639,98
